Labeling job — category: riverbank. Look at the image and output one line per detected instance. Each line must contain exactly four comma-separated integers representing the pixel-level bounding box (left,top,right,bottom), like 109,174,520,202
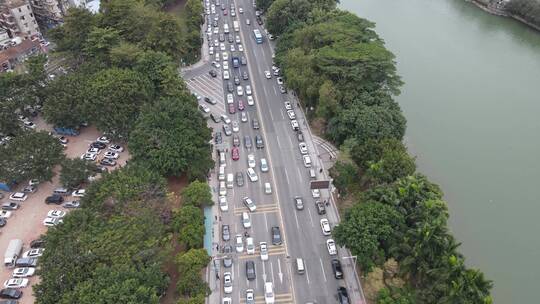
469,0,540,31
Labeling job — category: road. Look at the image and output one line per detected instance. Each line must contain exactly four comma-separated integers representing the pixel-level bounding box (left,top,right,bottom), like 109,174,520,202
182,0,365,303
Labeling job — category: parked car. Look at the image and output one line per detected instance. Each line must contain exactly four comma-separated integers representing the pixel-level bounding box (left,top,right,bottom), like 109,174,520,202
0,289,22,299
22,248,43,258
108,144,124,153
30,239,45,248
72,189,86,197
3,279,28,289
8,192,27,202
63,201,80,208
100,158,116,166
13,267,35,278
331,259,344,279
1,202,19,211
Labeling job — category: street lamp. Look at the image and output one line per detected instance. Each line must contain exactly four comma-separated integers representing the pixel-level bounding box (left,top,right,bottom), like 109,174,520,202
342,255,367,303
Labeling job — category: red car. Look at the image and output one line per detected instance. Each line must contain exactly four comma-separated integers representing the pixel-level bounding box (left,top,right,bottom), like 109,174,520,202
231,147,239,161
224,9,228,15
228,103,236,114
237,99,245,111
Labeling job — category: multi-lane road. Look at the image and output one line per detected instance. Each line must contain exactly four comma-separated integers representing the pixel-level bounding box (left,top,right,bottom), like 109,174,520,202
182,0,365,303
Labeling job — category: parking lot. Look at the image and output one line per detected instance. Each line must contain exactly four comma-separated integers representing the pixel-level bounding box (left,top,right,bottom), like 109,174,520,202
0,119,129,303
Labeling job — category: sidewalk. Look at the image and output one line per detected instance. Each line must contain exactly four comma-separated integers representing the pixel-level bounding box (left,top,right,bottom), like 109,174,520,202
205,152,222,304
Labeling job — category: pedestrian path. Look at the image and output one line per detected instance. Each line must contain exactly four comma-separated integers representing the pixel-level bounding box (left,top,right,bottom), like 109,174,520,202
185,74,226,115
312,136,338,159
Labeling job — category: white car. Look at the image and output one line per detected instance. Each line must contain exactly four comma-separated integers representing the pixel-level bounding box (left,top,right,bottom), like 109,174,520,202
243,196,256,212
3,278,28,289
221,114,231,124
230,44,235,52
214,27,219,34
96,136,110,144
277,77,284,85
245,85,252,95
219,181,227,196
232,121,239,133
222,298,232,304
239,7,244,13
0,210,12,219
320,219,331,236
227,93,234,104
242,211,251,228
23,121,36,129
291,119,299,130
264,282,275,304
43,217,63,226
238,44,244,52
220,43,226,51
246,237,255,254
9,192,27,201
22,248,44,258
247,95,254,106
247,154,256,168
219,196,228,212
260,158,269,172
47,210,66,218
223,70,230,80
223,272,233,294
326,239,337,255
260,242,269,261
81,152,97,161
264,70,271,79
209,46,214,55
312,188,321,198
223,60,229,70
299,143,308,154
87,147,101,155
72,189,86,197
235,234,244,253
247,168,258,182
13,267,35,278
199,104,210,113
222,51,229,61
108,144,124,153
287,110,296,120
104,151,119,159
237,85,244,96
264,182,272,194
235,35,241,44
213,61,221,69
303,155,312,168
241,112,248,122
284,101,292,110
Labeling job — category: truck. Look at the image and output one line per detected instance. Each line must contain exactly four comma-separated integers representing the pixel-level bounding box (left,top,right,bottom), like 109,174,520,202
53,127,79,136
232,56,240,68
4,239,23,267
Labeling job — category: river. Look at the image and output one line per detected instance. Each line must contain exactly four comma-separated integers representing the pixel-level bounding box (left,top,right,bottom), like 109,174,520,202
340,0,540,302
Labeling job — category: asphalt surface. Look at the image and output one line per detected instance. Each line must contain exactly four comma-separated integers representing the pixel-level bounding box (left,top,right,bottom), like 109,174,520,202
182,1,365,303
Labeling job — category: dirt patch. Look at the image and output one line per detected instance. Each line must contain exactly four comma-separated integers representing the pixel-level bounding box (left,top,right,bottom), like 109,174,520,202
163,0,187,15
167,175,189,210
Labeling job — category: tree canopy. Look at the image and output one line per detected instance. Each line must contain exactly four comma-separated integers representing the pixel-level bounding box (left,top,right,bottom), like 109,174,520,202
60,158,98,189
181,180,213,207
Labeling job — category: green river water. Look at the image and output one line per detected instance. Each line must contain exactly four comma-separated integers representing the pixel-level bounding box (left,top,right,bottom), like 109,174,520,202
340,0,540,302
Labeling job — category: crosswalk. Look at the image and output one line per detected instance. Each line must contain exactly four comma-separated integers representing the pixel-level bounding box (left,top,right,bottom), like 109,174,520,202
233,204,279,215
238,292,293,304
185,73,226,114
238,245,286,259
313,136,338,159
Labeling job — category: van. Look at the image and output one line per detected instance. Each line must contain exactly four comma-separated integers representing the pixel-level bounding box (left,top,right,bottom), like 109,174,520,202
218,165,226,181
53,187,69,196
226,173,234,189
296,258,305,274
15,257,38,267
219,151,226,166
4,239,22,267
309,169,316,179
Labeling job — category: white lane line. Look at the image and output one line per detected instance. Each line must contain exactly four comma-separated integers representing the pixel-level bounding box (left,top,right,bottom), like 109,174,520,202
269,107,275,121
276,135,281,149
280,109,285,120
262,260,267,282
284,170,290,186
270,261,275,283
273,86,277,95
287,134,293,147
307,208,314,227
319,258,327,282
264,212,269,232
262,85,268,97
305,260,311,285
294,210,300,230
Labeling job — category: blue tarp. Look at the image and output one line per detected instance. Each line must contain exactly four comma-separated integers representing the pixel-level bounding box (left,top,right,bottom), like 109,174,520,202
203,206,214,256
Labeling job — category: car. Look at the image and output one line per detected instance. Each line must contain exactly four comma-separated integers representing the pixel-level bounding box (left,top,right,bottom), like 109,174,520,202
264,182,272,194
255,135,264,149
260,158,269,172
96,136,110,144
43,217,63,226
244,136,253,149
247,168,258,182
239,7,244,13
264,70,271,79
215,132,223,144
271,226,282,245
232,120,239,132
247,154,256,168
0,210,12,219
90,141,106,149
72,189,86,197
9,192,27,201
212,60,221,68
303,155,312,167
63,201,81,209
294,196,304,210
246,237,255,254
331,259,344,279
227,82,234,93
277,77,284,85
28,179,39,186
235,234,244,253
235,172,244,187
223,272,233,294
210,113,221,123
316,200,326,215
45,195,63,205
1,202,18,211
204,97,217,105
241,56,247,65
223,256,233,268
264,282,275,304
238,44,244,52
87,147,101,155
242,211,251,228
260,242,269,261
280,85,287,94
257,16,263,25
320,218,332,235
236,85,244,96
219,33,225,41
22,248,43,258
241,111,248,122
274,68,281,76
312,188,321,198
108,144,124,153
228,35,234,43
22,121,36,129
291,119,299,131
246,289,255,304
337,287,350,304
246,18,251,25
231,147,240,161
81,152,97,161
242,71,249,80
209,70,217,77
246,261,256,280
326,239,337,255
104,151,119,159
219,181,227,196
220,43,226,51
219,196,228,212
30,239,45,249
3,279,28,289
221,114,231,124
232,134,240,147
223,8,228,15
237,99,245,111
231,9,236,16
13,267,35,278
230,44,235,52
222,51,229,61
222,224,231,241
245,85,252,95
234,75,240,85
0,218,6,227
223,60,229,70
199,104,210,113
209,46,214,55
223,70,230,79
243,197,256,212
0,288,22,299
100,158,117,166
287,110,296,120
223,124,232,136
47,210,66,218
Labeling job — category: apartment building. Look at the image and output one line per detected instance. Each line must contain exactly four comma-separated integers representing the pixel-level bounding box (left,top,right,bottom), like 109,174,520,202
30,0,63,26
0,0,40,39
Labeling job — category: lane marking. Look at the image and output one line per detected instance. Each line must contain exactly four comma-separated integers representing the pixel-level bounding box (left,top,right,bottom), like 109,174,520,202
294,210,300,230
319,258,327,282
307,208,314,228
305,259,311,285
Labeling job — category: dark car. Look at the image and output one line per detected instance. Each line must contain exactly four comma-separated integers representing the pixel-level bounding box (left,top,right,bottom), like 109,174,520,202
213,20,218,27
236,172,244,187
244,136,252,149
297,130,304,142
227,82,234,92
222,224,230,241
271,226,282,245
30,239,46,248
215,132,223,144
0,289,22,300
279,85,287,94
228,103,236,114
234,76,240,85
232,134,240,146
242,71,249,80
1,202,19,210
256,16,263,25
316,201,326,215
100,158,117,167
228,35,234,43
210,113,220,123
332,259,344,279
90,141,106,149
0,218,6,227
15,258,37,267
255,135,264,149
241,56,247,65
204,97,217,105
45,194,63,205
337,287,350,304
223,256,233,268
246,261,256,280
252,118,260,130
209,70,217,77
219,34,225,42
0,299,20,304
222,244,233,254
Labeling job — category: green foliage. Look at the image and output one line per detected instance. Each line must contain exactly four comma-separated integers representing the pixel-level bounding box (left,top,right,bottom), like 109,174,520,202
173,205,205,249
329,160,358,196
181,181,213,207
256,0,275,11
266,0,311,36
0,131,64,183
60,158,98,189
134,51,187,97
128,96,213,179
109,42,144,68
505,0,540,28
333,201,404,272
175,249,210,276
175,249,210,299
49,8,96,57
144,13,184,61
377,287,415,304
83,27,121,61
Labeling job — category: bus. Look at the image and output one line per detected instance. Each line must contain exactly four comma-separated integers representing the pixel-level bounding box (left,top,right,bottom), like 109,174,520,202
233,20,240,32
253,29,263,44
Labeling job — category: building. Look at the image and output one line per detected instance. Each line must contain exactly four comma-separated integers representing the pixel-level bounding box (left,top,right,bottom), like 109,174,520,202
30,0,63,27
0,37,42,72
0,0,40,39
0,28,10,47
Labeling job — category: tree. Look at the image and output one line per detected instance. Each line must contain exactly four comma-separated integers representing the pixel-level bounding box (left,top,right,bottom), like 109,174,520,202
144,13,184,60
83,27,121,61
181,181,213,207
176,268,210,297
266,0,312,36
175,249,210,274
256,0,275,11
109,42,144,68
49,8,96,57
128,96,213,179
60,158,98,189
173,206,205,249
134,51,187,97
333,201,404,272
377,287,415,304
329,161,358,196
0,131,64,183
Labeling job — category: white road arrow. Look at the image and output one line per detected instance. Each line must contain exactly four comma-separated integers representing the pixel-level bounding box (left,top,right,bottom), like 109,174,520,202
278,259,283,284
